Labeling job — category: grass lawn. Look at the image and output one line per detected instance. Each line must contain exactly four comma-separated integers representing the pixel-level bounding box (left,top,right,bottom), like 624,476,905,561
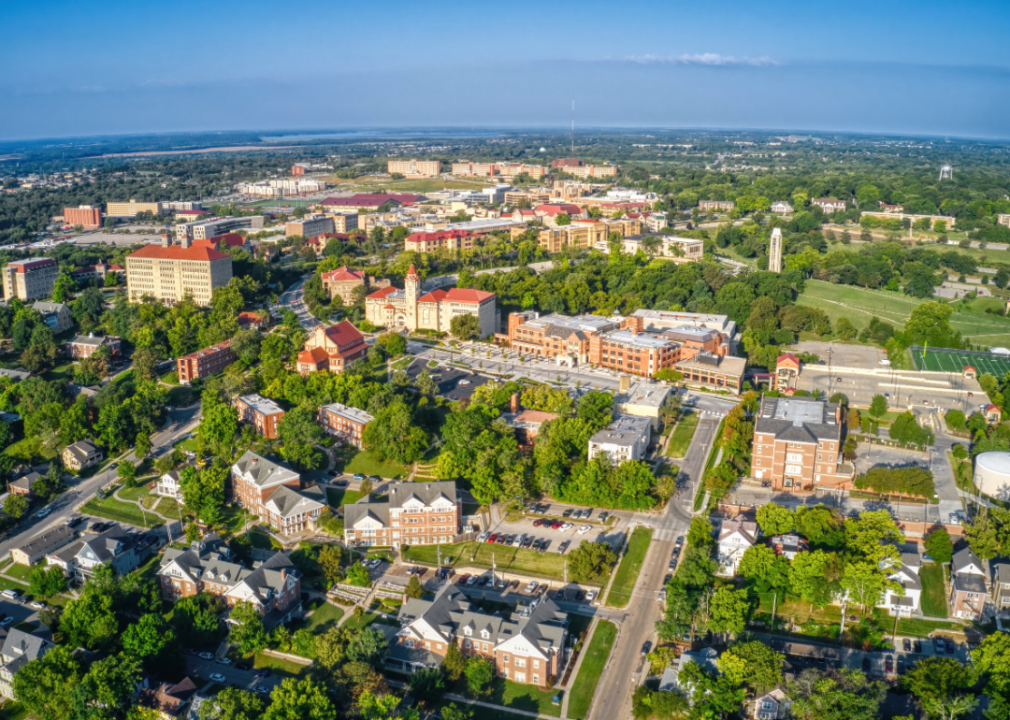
0,578,29,594
160,370,180,385
228,651,310,680
404,541,608,585
303,602,345,634
81,494,162,528
41,361,75,383
13,621,37,633
119,484,151,502
920,562,948,618
666,413,699,458
432,702,531,720
342,612,394,632
4,559,44,581
325,487,361,509
248,526,283,550
450,677,561,718
333,448,407,479
605,527,652,608
166,385,198,407
567,621,618,720
390,357,413,371
174,435,198,453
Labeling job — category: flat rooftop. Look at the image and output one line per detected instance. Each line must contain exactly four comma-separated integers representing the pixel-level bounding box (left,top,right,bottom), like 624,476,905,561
321,402,374,425
590,415,651,446
761,396,836,426
239,394,284,416
526,313,619,333
604,329,675,349
617,381,670,410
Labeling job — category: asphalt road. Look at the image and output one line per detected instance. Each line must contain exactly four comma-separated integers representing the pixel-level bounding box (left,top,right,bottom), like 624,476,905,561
0,404,202,559
184,655,283,694
274,275,321,330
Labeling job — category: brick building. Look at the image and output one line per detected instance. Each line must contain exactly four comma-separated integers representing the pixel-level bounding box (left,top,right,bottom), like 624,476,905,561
318,403,373,449
230,451,325,535
343,481,459,548
286,214,335,238
751,396,854,491
157,534,302,627
2,258,58,301
63,206,102,228
388,159,440,178
67,333,121,359
392,585,568,688
949,547,988,620
236,394,285,439
296,321,369,374
177,340,236,384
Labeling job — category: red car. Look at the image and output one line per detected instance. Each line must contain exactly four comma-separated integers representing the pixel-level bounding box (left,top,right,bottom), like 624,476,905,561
533,519,544,527
487,533,498,543
457,574,470,585
552,520,564,529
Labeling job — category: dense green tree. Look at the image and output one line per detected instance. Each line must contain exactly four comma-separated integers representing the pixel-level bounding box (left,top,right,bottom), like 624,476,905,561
12,645,83,720
717,641,784,694
924,527,954,564
567,541,617,582
756,503,794,535
464,657,494,695
230,601,269,654
262,678,337,720
200,688,265,720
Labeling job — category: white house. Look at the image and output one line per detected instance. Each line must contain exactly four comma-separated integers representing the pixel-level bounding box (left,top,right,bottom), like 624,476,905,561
769,202,793,214
754,689,791,720
157,470,184,500
587,415,651,463
716,520,758,576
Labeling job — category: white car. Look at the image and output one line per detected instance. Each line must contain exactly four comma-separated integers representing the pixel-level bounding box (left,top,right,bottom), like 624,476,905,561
477,532,490,542
577,525,592,534
36,508,51,519
560,522,573,531
216,657,232,666
585,590,597,603
199,652,214,660
210,673,227,683
1,590,19,600
30,601,45,610
525,581,538,593
466,575,479,586
512,534,524,547
368,559,382,569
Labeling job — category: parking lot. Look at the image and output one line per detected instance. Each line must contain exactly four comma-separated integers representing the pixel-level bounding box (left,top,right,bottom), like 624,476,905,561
485,503,628,557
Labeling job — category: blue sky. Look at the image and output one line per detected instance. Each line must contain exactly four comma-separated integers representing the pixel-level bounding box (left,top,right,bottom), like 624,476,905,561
3,0,1009,141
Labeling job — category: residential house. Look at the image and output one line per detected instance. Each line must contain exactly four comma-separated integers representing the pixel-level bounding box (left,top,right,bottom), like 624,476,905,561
391,584,568,688
32,301,73,334
46,524,141,582
770,534,808,559
235,394,285,439
950,547,988,620
140,677,199,720
879,552,921,617
157,534,302,627
236,311,268,331
230,451,322,536
658,647,720,695
754,689,792,720
8,471,41,497
157,470,184,500
62,439,102,471
10,524,77,565
261,485,325,536
67,333,121,359
318,403,373,449
716,520,758,576
991,563,1010,614
0,629,54,699
587,415,651,463
344,481,459,549
811,198,847,214
769,202,793,214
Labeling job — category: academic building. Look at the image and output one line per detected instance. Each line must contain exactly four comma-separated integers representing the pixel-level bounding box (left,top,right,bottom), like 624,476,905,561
125,242,233,306
2,258,58,301
343,481,460,548
388,159,440,178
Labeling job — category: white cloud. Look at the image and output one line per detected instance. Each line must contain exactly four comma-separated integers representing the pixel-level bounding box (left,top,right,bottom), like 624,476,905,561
616,53,779,67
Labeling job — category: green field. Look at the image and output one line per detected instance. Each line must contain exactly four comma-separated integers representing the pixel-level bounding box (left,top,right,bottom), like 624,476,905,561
81,494,162,528
404,541,610,585
605,527,652,608
333,448,407,479
919,562,949,618
796,280,1010,346
665,413,699,458
911,346,1010,377
341,612,392,632
302,601,345,634
325,487,360,508
567,621,618,720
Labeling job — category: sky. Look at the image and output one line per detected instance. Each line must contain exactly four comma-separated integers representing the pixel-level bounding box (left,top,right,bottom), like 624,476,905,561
3,0,1010,141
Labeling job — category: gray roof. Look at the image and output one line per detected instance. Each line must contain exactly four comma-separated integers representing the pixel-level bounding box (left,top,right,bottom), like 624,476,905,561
232,450,300,488
320,402,374,425
32,301,69,314
953,573,988,594
64,440,99,462
388,481,456,511
754,397,841,444
11,472,41,492
952,547,984,575
0,368,30,381
238,394,284,417
265,485,325,518
78,525,134,563
17,524,76,556
0,628,53,675
590,415,651,447
160,541,298,604
70,334,113,347
344,494,391,529
995,563,1010,586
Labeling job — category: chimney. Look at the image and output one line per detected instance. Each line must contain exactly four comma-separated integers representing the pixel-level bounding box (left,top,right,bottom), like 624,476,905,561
619,375,631,392
180,235,191,249
160,234,170,247
510,393,520,414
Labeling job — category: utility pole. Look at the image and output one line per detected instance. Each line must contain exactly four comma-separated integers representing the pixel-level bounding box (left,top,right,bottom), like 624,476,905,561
771,591,777,630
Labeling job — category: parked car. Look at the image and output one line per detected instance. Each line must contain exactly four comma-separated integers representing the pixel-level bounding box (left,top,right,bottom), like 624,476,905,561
368,475,381,482
235,663,250,671
862,657,871,672
508,580,519,590
897,658,905,675
557,540,570,554
368,559,381,569
199,652,214,660
555,588,565,601
216,657,232,666
913,640,922,653
575,590,585,602
946,640,956,655
254,686,269,695
560,522,573,531
525,581,538,593
641,641,651,656
35,508,51,519
533,518,544,527
0,617,12,628
664,574,673,584
675,536,685,546
598,512,609,522
512,535,523,547
668,558,678,571
521,536,533,548
885,656,893,674
29,601,45,610
210,674,227,683
934,638,945,654
457,574,470,585
539,539,551,553
672,546,681,557
562,509,573,518
466,576,479,587
585,589,597,603
253,669,271,677
487,533,498,544
531,539,542,551
353,473,365,480
496,535,507,545
577,525,592,534
583,508,593,519
65,516,82,527
903,638,911,652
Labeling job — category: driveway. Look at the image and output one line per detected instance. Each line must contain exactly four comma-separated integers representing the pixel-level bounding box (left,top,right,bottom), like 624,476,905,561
183,655,285,694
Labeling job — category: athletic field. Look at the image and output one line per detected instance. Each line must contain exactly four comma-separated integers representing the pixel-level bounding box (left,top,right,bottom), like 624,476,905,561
910,346,1010,376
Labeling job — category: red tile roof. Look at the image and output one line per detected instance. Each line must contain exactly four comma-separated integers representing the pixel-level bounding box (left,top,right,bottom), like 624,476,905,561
419,287,494,304
778,352,801,365
309,232,352,246
237,311,265,327
367,286,398,300
193,233,245,250
298,347,328,364
320,193,423,208
322,319,366,347
321,266,365,283
535,204,583,216
128,245,228,261
987,404,1001,412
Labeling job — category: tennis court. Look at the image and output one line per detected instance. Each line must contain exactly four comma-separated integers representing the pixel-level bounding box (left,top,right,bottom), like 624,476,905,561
911,346,1010,377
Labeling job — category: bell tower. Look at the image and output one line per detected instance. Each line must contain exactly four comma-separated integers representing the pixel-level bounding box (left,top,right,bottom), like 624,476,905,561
405,265,420,330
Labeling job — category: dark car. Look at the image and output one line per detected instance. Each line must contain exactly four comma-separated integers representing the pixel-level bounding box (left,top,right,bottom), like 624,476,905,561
540,539,551,553
675,536,685,546
254,669,271,677
555,588,565,601
885,656,893,674
521,536,533,548
664,574,673,584
946,640,956,655
672,546,681,557
599,511,609,522
575,590,585,602
531,539,542,551
235,663,251,671
913,640,922,654
457,574,470,585
897,658,905,675
903,638,911,652
668,559,678,571
509,580,519,590
533,518,544,527
862,657,871,672
562,509,573,518
641,641,652,656
496,535,507,544
368,475,381,482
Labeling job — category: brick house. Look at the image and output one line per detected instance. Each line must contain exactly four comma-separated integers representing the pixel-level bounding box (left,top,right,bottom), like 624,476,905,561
8,471,41,497
235,394,285,439
67,333,121,359
392,585,568,688
157,534,302,627
751,396,855,492
177,340,236,384
318,402,373,449
296,321,369,375
811,198,847,214
230,451,323,536
950,547,988,620
343,481,459,549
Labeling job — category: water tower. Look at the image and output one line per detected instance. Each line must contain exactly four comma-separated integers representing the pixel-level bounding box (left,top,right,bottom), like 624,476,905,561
940,164,953,181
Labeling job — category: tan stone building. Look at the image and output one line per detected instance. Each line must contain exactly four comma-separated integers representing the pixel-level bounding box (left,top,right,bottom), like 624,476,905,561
531,217,640,254
388,159,440,178
62,440,103,471
285,214,335,238
296,321,369,374
126,243,233,306
320,266,389,304
403,230,480,253
344,481,460,548
105,200,167,217
2,258,58,301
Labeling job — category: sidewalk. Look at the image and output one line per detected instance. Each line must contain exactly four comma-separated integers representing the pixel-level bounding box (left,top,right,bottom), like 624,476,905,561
559,617,598,718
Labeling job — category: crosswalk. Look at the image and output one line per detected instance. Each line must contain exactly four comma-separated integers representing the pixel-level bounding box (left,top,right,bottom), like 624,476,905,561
698,411,728,418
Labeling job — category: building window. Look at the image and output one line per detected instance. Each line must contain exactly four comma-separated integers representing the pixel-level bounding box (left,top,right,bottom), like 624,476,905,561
503,654,509,662
464,639,471,649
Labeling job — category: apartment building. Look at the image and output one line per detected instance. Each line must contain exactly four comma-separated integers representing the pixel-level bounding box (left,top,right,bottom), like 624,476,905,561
236,179,327,197
567,164,617,179
498,163,546,180
504,189,552,206
318,193,424,213
810,198,847,214
174,216,264,242
126,243,233,306
698,200,735,212
177,340,236,384
236,394,285,439
587,415,651,463
10,525,78,565
392,585,568,688
404,229,480,253
158,534,302,626
999,214,1010,228
230,451,324,536
365,266,497,338
62,440,103,471
551,158,585,168
2,258,58,301
716,520,758,576
318,403,373,449
950,547,988,620
286,214,335,238
321,265,390,304
105,200,167,217
321,213,359,233
344,481,460,548
0,629,54,700
67,333,121,359
859,211,955,230
630,309,739,353
63,206,102,228
751,396,854,492
388,159,440,178
296,321,369,374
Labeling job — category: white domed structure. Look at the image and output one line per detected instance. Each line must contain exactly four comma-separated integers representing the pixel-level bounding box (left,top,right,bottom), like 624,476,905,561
974,452,1010,501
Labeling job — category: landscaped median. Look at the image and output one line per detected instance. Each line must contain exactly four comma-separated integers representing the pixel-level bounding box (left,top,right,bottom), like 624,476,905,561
403,541,609,585
665,412,700,458
605,527,652,608
566,620,618,720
